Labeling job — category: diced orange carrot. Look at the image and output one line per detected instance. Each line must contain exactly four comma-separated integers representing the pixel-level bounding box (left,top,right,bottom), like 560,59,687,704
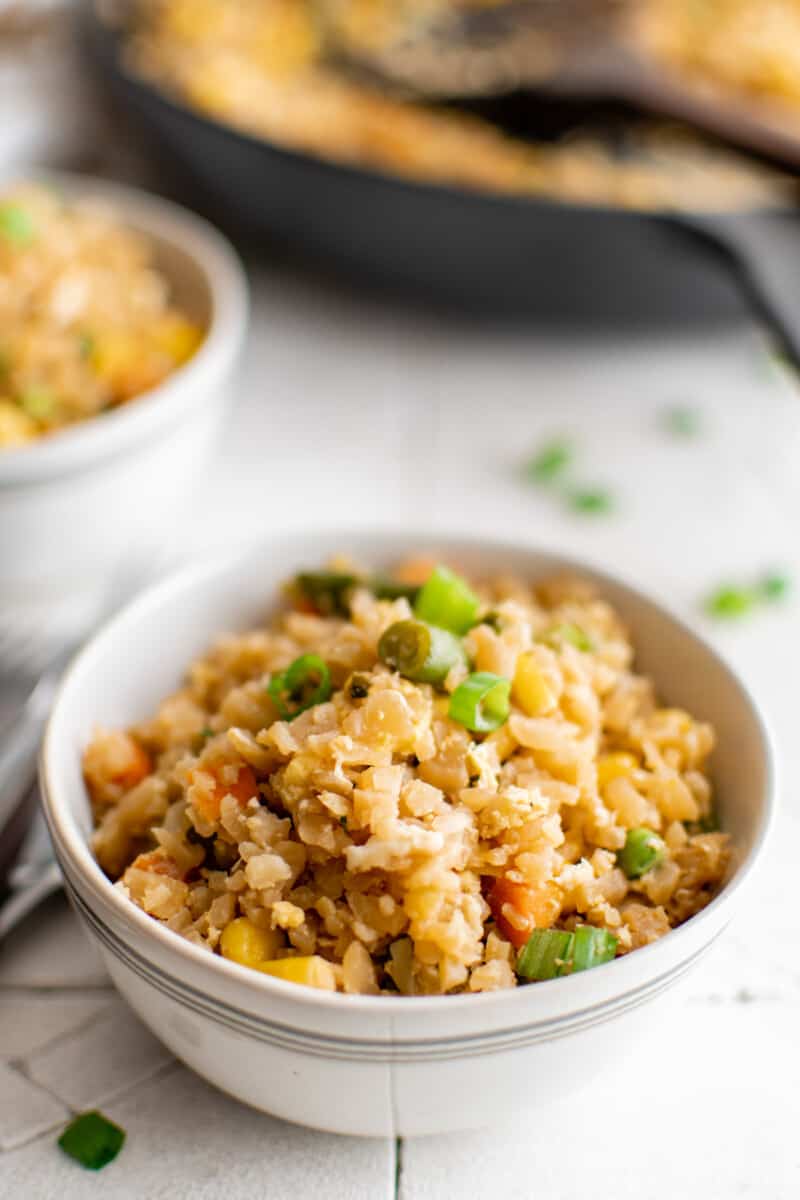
293,596,319,615
129,850,183,879
393,556,440,586
189,763,259,823
487,878,561,949
83,731,152,806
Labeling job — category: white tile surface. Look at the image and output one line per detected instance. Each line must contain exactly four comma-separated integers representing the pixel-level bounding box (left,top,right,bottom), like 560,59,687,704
3,257,800,1196
26,998,173,1110
0,991,110,1060
0,1062,68,1152
2,1064,396,1200
401,996,800,1200
0,894,108,989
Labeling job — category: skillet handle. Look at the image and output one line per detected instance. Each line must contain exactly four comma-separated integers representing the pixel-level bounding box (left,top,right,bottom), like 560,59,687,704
669,210,800,367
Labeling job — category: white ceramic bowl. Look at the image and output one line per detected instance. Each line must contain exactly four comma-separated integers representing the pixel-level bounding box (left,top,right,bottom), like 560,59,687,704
41,533,775,1138
0,172,248,659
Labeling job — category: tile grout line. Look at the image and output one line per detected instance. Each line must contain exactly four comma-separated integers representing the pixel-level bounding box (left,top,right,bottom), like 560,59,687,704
2,994,117,1069
0,1059,184,1157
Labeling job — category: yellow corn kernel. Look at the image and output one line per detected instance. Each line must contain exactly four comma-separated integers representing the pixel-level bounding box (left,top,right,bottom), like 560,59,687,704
597,752,638,790
655,708,692,732
257,956,337,991
220,917,280,967
0,399,37,446
513,653,557,717
150,315,203,365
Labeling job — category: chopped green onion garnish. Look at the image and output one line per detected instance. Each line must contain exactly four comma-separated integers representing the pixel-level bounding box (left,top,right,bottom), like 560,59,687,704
268,653,332,720
524,439,573,484
617,827,666,879
516,926,618,981
370,576,421,604
760,571,791,602
516,929,574,981
293,571,357,616
449,672,510,733
540,622,593,652
0,203,36,246
684,813,720,835
705,585,756,620
58,1111,125,1170
570,925,618,971
566,487,614,515
18,387,54,420
662,405,701,437
378,619,466,684
345,672,371,700
414,565,480,635
79,331,95,360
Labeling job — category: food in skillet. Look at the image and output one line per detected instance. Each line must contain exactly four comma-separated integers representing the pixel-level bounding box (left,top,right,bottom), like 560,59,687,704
86,560,729,995
0,183,203,448
123,0,796,211
635,0,800,119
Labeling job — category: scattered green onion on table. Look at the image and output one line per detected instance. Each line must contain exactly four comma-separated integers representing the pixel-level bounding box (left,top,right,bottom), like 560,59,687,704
57,1111,125,1170
523,438,574,483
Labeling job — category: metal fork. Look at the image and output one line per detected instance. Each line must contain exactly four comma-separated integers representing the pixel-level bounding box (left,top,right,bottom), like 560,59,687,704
0,643,80,941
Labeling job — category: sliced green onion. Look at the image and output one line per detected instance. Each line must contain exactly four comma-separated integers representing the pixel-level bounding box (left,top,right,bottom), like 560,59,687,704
617,827,666,879
268,653,332,720
760,571,791,602
414,565,480,635
540,622,593,652
516,926,617,981
58,1111,125,1170
449,672,510,733
79,331,95,360
293,571,357,616
705,585,756,620
570,925,618,971
378,619,466,684
566,486,614,515
524,438,573,484
684,813,720,835
370,576,420,604
0,203,36,246
516,929,574,981
662,405,701,438
345,672,371,701
18,387,54,421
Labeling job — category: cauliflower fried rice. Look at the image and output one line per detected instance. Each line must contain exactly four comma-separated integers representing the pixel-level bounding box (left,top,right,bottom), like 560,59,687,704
85,561,730,996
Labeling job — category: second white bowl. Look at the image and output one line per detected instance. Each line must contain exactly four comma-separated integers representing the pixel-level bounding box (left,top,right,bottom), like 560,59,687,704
0,173,248,660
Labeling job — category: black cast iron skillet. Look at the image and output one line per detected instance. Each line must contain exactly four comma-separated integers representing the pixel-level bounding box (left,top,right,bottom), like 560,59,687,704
84,6,800,356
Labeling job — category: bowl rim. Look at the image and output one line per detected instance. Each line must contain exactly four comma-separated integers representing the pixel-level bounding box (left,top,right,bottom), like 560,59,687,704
41,531,778,1018
0,170,249,486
